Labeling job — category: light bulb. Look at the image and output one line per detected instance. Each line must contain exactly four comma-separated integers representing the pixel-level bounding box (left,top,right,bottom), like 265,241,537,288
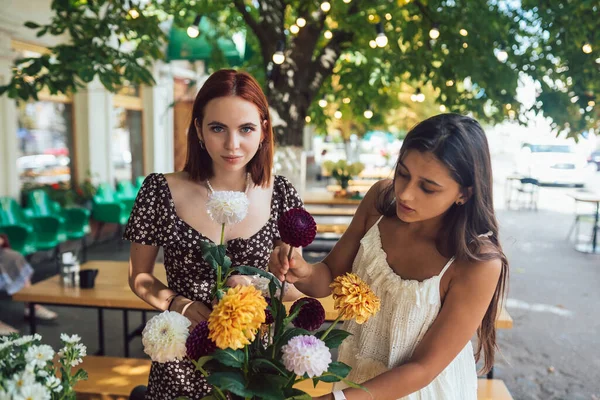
343,0,352,3
305,116,312,123
272,51,285,65
496,49,508,63
321,2,331,12
417,92,425,102
324,30,333,39
128,9,140,19
290,25,299,34
187,26,199,38
439,105,447,112
296,18,306,27
319,98,328,108
588,100,596,107
376,33,388,47
334,110,342,119
429,27,440,40
342,97,351,104
582,43,592,54
369,40,377,48
364,109,373,119
446,80,454,87
459,29,468,36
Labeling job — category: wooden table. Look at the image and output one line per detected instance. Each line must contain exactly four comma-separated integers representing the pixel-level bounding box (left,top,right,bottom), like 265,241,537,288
14,260,512,357
303,192,362,206
306,206,357,217
327,184,372,193
568,192,600,254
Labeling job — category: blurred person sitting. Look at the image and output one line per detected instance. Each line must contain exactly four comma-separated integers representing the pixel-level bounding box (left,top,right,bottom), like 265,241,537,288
0,233,57,335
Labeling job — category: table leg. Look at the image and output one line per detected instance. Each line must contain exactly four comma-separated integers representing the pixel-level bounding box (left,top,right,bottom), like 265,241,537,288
592,203,599,253
123,310,130,358
28,303,36,334
97,308,105,356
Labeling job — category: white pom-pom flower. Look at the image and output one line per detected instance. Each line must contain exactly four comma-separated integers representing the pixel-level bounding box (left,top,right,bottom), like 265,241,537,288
281,335,332,378
206,191,249,225
142,311,191,363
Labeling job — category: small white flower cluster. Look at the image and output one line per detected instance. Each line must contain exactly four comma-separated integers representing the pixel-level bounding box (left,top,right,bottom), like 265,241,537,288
142,310,191,363
206,191,250,225
0,332,87,399
249,274,288,298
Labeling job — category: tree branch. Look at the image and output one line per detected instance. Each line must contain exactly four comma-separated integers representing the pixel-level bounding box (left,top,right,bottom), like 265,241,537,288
232,0,266,44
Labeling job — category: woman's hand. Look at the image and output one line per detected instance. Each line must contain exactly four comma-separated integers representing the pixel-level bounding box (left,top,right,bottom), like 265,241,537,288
269,244,311,283
170,296,212,330
225,275,254,288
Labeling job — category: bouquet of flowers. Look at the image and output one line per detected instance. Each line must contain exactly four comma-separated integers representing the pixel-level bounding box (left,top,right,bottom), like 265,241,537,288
0,333,88,399
142,190,380,399
322,160,365,190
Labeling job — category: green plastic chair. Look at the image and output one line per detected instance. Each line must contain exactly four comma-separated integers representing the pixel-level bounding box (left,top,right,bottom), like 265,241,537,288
135,176,145,191
29,216,62,271
0,224,37,256
0,197,34,226
116,180,138,215
92,183,129,242
26,190,90,260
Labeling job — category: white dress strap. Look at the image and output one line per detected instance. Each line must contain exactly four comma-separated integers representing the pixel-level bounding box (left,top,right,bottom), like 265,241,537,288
438,256,456,279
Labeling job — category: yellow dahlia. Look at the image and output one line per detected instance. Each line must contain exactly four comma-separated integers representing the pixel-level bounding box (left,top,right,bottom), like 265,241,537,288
330,273,380,324
208,285,267,350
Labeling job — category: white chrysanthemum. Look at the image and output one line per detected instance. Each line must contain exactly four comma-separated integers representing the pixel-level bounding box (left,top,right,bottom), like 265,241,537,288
45,376,63,393
5,371,36,395
14,382,51,400
25,345,54,368
206,191,249,225
142,311,191,363
13,334,41,347
60,333,81,344
281,335,332,378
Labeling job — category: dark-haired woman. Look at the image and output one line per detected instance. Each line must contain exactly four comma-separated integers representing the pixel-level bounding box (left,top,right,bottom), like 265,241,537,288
270,114,509,400
124,69,303,399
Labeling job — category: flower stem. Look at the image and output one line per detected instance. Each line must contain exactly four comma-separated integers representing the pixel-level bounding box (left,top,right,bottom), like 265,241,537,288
220,223,225,245
320,315,343,340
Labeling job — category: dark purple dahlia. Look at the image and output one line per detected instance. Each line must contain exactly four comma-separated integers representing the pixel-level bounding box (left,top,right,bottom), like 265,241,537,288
265,297,274,325
277,208,317,248
290,297,326,331
186,321,216,360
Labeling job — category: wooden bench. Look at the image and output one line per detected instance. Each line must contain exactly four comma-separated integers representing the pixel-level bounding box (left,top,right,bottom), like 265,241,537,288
76,356,512,399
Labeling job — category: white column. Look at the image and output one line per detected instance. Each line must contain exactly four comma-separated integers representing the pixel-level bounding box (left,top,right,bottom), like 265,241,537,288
142,61,174,174
73,78,115,185
0,29,19,198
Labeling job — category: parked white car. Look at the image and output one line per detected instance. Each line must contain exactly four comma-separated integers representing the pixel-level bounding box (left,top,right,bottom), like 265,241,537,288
514,140,593,187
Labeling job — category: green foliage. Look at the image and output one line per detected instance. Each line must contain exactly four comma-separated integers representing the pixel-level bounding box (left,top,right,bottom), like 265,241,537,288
322,160,365,188
1,0,598,143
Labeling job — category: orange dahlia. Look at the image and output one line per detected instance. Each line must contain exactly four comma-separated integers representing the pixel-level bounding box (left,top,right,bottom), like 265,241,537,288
208,285,267,350
330,273,380,324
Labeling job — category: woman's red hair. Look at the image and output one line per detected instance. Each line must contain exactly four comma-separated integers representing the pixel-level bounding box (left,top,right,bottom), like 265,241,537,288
183,69,274,187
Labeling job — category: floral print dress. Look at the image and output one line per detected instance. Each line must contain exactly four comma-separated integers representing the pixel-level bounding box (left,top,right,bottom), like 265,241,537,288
123,173,303,399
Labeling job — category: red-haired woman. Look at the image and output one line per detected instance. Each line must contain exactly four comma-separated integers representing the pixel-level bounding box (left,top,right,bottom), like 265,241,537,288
124,69,304,398
0,234,58,335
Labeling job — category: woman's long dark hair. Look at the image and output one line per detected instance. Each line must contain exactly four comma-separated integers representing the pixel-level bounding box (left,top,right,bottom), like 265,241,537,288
377,113,509,374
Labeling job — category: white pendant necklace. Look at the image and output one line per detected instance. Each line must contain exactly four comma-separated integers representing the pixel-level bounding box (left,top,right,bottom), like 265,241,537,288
206,173,251,194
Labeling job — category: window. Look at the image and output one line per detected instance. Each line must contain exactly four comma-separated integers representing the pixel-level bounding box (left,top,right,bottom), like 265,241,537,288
12,41,74,187
113,90,144,183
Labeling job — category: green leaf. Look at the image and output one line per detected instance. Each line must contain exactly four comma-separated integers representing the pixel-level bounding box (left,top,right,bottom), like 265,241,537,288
212,348,245,368
250,358,289,376
24,21,41,29
315,329,352,350
192,355,214,372
72,368,88,382
283,299,308,327
247,373,289,400
207,371,252,398
283,388,312,400
327,362,352,379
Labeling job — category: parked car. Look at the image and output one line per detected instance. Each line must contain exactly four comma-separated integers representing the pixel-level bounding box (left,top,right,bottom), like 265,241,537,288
588,149,600,171
514,140,593,187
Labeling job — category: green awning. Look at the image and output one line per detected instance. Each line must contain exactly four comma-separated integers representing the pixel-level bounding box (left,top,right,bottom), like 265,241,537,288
166,19,250,66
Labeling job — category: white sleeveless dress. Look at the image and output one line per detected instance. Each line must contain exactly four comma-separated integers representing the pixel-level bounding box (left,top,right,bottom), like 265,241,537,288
335,216,478,399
